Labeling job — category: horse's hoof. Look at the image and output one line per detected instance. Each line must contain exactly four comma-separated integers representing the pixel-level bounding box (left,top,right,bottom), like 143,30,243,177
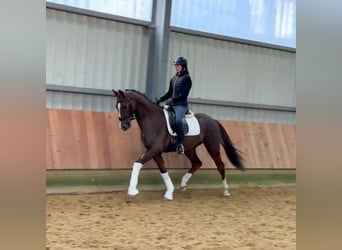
180,186,187,192
163,192,173,201
128,189,139,196
223,191,230,197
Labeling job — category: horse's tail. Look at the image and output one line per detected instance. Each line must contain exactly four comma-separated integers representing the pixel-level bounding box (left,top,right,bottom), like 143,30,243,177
217,121,245,171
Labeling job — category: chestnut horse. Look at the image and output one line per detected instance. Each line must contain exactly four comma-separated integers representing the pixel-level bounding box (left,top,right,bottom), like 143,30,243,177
112,89,244,200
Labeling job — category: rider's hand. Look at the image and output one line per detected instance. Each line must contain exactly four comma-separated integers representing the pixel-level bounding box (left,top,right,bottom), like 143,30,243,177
165,99,173,105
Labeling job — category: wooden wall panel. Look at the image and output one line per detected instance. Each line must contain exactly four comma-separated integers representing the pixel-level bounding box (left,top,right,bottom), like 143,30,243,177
46,109,296,170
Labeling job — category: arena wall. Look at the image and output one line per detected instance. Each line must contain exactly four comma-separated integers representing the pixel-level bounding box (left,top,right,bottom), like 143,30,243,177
46,109,295,170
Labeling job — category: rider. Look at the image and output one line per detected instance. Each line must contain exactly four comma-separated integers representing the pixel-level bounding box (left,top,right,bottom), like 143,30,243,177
157,56,192,154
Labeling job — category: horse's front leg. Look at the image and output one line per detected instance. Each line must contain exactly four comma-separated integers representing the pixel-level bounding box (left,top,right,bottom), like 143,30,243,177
127,148,162,197
127,161,143,196
153,154,174,200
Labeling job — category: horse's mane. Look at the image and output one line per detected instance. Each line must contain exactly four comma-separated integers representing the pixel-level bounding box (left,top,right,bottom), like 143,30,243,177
124,89,155,105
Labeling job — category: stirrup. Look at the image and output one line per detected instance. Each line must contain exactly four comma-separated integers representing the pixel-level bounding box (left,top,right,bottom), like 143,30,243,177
176,144,184,154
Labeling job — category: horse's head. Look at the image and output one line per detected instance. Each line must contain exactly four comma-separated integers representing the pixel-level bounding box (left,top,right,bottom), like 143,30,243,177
112,89,136,131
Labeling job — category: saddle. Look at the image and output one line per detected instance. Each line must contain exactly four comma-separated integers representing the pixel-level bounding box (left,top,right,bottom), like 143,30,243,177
162,105,200,137
165,105,191,134
162,105,200,152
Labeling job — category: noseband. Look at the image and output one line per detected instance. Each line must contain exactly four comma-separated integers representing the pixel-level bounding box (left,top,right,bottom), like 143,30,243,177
118,115,136,123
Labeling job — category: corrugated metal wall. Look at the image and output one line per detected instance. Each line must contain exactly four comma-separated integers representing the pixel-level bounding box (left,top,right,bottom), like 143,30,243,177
46,9,149,91
46,9,295,124
46,92,115,112
168,32,296,107
188,103,295,124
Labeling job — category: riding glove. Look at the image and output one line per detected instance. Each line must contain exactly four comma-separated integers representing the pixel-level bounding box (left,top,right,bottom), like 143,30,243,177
165,99,173,105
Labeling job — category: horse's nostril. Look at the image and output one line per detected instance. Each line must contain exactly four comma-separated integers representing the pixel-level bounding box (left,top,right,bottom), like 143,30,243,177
121,124,130,131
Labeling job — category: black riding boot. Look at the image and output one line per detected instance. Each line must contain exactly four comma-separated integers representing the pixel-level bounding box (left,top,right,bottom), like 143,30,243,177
176,125,185,154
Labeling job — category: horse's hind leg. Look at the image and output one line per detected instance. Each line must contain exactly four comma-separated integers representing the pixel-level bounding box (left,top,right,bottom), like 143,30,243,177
153,154,174,200
182,147,202,190
203,139,230,196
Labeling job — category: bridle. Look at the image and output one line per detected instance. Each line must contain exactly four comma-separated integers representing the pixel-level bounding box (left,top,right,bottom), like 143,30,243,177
117,97,136,124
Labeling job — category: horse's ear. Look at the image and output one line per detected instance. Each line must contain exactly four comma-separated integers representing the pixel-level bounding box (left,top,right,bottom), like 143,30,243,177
112,89,119,96
118,90,126,97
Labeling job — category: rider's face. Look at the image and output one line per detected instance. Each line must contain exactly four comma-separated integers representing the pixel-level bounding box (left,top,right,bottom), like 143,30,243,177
175,64,182,73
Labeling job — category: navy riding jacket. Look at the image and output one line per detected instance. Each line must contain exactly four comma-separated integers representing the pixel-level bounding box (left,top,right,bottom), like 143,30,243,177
160,69,192,106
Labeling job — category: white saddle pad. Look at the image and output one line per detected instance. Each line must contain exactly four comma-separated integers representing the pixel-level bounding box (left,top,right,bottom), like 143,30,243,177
163,109,200,136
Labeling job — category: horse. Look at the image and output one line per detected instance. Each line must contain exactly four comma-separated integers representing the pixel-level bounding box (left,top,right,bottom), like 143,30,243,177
112,89,245,200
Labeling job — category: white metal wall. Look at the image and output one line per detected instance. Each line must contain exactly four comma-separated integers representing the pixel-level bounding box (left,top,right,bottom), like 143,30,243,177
46,91,115,112
46,9,295,124
46,9,149,91
168,32,296,107
188,103,295,124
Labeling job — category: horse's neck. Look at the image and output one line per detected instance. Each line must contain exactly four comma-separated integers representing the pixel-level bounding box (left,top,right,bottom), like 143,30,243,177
134,104,155,119
128,91,160,122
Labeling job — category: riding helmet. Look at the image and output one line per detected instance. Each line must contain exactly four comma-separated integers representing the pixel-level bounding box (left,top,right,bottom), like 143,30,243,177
172,56,188,68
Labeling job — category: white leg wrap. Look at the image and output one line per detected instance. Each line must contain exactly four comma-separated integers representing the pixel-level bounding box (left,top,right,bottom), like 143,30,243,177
223,177,230,196
160,172,174,200
181,172,192,188
128,162,143,196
